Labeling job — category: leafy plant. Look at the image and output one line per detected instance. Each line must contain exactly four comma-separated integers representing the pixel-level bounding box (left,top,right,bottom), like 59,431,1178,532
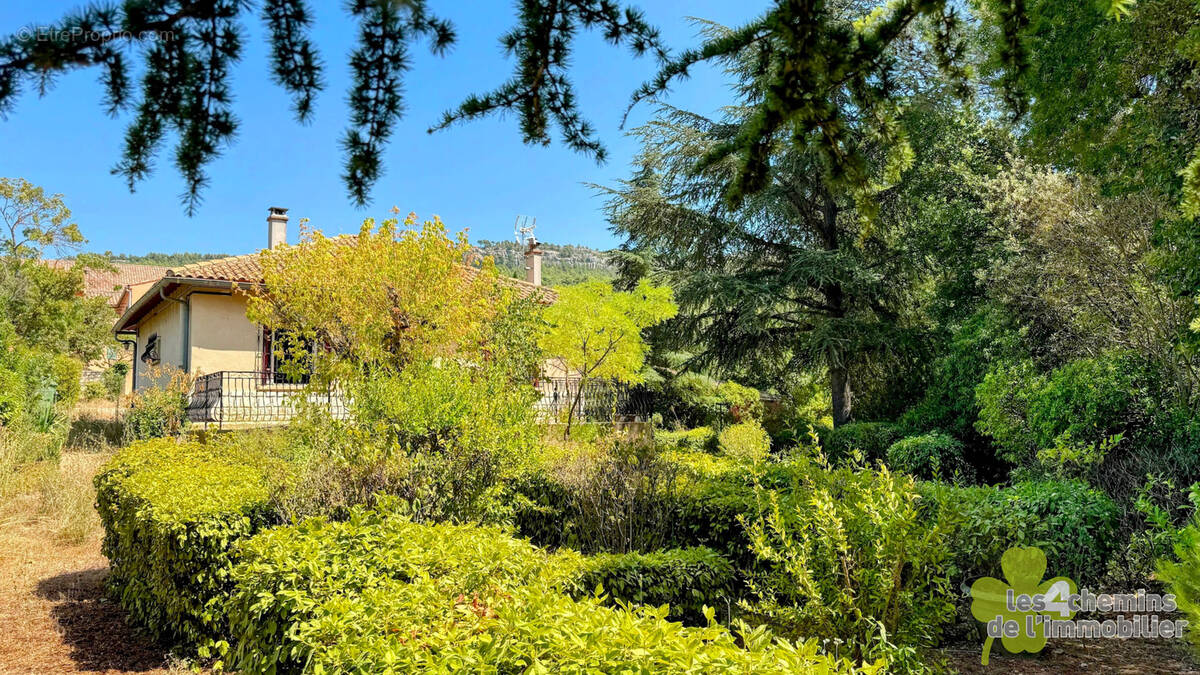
741,455,955,662
718,420,771,463
121,366,191,441
93,439,285,655
886,432,970,482
820,421,903,464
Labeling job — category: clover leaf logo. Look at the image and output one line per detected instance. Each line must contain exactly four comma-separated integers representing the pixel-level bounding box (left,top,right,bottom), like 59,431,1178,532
970,546,1077,665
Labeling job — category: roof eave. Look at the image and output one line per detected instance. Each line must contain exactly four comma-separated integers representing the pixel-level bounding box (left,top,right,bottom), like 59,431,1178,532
112,276,262,333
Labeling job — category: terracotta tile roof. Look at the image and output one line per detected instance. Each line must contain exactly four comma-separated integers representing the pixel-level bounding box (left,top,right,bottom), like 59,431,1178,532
167,253,262,283
165,247,557,302
44,260,171,307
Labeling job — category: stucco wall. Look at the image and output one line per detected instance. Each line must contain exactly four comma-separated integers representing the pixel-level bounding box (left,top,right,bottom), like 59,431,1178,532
189,292,260,376
134,298,185,390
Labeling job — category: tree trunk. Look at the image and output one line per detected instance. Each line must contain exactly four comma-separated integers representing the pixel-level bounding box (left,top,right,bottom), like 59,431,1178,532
830,365,853,427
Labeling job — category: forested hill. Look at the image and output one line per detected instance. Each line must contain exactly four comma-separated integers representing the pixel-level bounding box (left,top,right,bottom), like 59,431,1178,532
475,240,615,286
99,243,615,286
106,252,231,267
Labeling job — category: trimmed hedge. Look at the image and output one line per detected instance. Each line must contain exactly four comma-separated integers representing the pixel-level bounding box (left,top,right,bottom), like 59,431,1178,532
227,505,872,674
94,439,283,651
571,547,737,624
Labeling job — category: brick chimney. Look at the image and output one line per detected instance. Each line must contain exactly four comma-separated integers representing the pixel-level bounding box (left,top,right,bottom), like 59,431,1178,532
524,239,543,286
267,207,288,249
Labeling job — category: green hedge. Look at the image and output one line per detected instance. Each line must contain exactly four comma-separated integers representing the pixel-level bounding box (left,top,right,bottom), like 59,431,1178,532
920,479,1120,584
655,426,718,453
94,439,282,652
570,547,737,624
820,421,903,463
227,505,871,674
886,432,970,481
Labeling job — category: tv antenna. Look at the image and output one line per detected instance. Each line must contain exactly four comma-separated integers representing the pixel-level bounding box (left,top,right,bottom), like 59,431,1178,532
514,215,537,248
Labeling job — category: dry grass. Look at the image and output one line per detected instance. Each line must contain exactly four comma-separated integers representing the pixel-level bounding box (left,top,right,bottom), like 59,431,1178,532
0,414,194,674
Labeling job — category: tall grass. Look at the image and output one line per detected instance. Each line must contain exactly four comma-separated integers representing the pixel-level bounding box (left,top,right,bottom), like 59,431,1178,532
0,413,114,545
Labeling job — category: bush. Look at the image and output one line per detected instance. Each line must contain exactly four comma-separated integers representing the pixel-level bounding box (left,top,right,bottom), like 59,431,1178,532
654,426,717,453
975,353,1147,467
347,360,539,523
227,504,873,674
122,367,191,441
717,420,771,462
820,421,902,463
94,439,284,651
886,432,970,481
536,434,682,553
920,479,1120,585
742,455,955,662
718,381,764,422
569,547,737,624
1158,499,1200,651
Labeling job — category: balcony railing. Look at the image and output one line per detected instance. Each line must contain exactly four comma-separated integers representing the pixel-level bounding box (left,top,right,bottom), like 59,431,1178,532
187,372,650,430
532,377,652,422
186,370,348,429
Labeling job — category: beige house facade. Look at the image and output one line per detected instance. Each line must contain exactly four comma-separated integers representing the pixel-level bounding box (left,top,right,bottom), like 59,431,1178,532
113,208,555,424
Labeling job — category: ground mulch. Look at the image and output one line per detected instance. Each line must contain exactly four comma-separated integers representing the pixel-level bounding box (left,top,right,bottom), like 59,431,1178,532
0,468,179,674
941,626,1200,674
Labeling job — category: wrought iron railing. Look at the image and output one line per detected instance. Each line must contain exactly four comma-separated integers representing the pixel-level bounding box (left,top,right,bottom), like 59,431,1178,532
187,370,348,429
187,372,649,429
532,377,652,421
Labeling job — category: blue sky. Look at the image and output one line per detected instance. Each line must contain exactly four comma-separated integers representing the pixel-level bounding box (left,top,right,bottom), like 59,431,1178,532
1,1,765,256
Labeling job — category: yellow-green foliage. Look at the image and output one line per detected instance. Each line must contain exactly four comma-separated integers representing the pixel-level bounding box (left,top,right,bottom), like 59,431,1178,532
717,381,763,422
655,426,717,453
1159,509,1200,652
718,420,771,462
228,504,880,674
540,279,676,386
569,546,737,624
247,214,515,374
94,439,285,652
743,455,955,661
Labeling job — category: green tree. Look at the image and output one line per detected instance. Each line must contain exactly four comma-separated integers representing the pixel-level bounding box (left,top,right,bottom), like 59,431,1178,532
0,179,111,361
539,279,676,436
602,22,1006,425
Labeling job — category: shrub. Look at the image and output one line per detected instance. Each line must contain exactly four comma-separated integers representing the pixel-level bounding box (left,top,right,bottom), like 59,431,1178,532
1158,497,1200,651
122,367,191,441
717,420,771,462
540,434,682,553
920,479,1120,585
886,432,970,481
347,360,539,523
718,381,764,422
742,455,955,662
569,547,737,624
227,505,874,674
820,421,902,463
975,353,1147,467
655,426,717,453
94,439,284,651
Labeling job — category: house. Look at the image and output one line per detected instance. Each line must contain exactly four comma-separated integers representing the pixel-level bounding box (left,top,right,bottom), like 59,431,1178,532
112,207,565,426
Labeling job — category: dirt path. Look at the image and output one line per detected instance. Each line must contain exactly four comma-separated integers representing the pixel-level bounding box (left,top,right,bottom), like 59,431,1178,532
0,454,179,675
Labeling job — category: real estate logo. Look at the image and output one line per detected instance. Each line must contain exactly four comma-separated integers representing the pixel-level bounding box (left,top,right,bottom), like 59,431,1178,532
970,546,1187,666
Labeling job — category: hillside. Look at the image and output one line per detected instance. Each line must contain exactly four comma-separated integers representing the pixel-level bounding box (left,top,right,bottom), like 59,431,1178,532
475,240,615,286
106,252,231,267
